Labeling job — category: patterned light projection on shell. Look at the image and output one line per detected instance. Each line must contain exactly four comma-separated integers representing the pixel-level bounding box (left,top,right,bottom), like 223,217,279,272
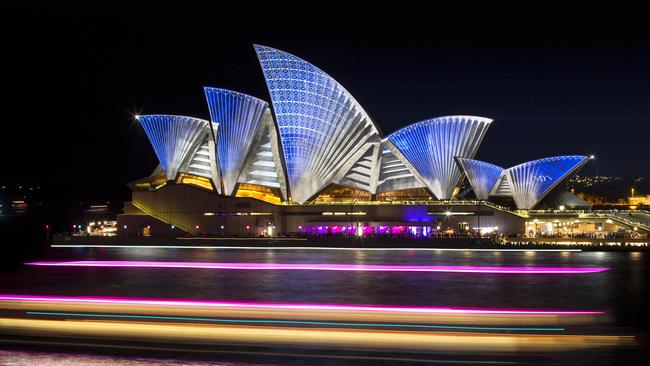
137,115,214,180
388,116,493,200
504,155,589,210
204,88,269,196
255,44,381,203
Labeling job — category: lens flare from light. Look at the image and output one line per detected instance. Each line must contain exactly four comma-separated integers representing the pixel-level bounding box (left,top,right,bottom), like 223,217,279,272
26,261,608,274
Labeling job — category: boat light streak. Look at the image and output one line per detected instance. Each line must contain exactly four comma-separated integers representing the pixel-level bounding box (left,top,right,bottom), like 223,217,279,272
27,261,608,274
50,244,582,252
0,317,631,352
0,295,604,315
25,311,565,331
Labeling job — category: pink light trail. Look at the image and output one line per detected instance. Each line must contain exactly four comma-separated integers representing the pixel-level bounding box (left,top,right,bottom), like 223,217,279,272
26,261,608,274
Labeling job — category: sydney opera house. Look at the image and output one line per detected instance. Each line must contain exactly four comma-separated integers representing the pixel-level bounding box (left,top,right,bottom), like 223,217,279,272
118,45,597,237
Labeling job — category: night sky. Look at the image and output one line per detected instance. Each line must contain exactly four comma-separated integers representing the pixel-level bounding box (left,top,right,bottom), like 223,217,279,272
3,3,649,199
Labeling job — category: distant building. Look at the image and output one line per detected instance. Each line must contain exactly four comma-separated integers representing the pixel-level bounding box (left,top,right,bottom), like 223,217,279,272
629,195,649,206
576,192,609,205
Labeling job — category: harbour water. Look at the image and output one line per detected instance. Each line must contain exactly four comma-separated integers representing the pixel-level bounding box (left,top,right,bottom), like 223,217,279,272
1,245,648,364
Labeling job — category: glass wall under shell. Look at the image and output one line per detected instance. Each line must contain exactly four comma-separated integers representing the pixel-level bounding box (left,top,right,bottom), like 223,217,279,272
377,188,432,202
236,183,282,205
310,184,372,203
176,173,214,191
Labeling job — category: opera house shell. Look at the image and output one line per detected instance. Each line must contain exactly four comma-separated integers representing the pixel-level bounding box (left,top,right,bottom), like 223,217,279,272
122,45,593,236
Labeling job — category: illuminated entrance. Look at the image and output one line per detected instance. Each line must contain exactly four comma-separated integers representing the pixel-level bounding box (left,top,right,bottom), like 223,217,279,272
299,223,437,237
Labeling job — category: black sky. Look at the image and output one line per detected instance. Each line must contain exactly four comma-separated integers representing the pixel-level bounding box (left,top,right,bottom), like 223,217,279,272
3,3,649,195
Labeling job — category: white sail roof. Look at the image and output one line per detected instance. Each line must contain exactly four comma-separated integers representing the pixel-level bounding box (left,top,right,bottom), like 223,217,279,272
255,45,381,203
388,116,492,199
